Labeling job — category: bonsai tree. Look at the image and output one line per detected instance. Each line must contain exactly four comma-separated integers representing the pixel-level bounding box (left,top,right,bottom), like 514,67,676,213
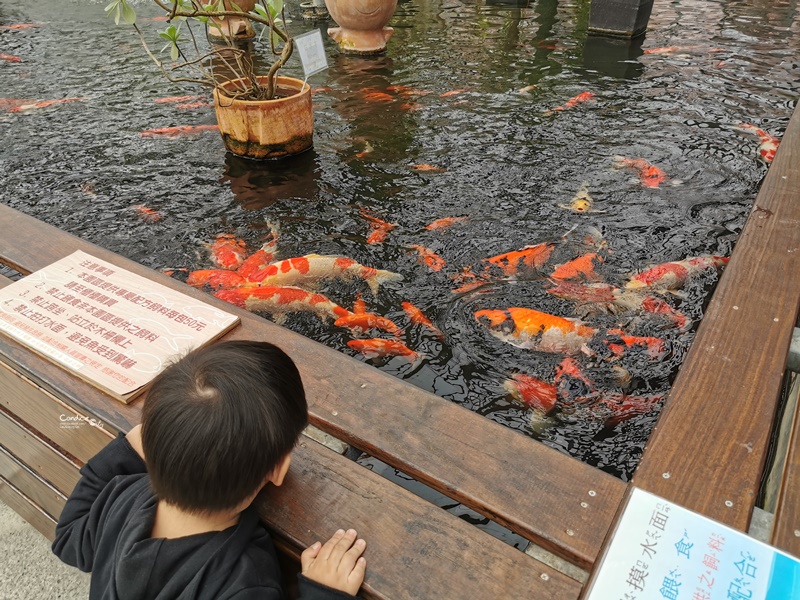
105,0,294,101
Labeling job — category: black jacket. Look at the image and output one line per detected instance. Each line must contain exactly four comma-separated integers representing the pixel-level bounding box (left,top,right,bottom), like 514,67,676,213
52,434,354,600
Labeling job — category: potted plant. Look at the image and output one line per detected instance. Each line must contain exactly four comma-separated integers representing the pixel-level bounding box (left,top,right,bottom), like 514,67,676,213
106,0,313,160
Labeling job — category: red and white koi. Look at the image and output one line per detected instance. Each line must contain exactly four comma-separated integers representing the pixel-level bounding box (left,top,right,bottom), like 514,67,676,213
408,245,446,272
334,312,403,337
0,53,21,62
425,216,468,230
347,338,419,362
236,227,280,282
8,97,84,112
209,233,248,271
475,307,597,355
216,286,350,321
0,23,42,30
604,329,667,360
140,124,219,137
503,374,558,413
734,123,781,163
411,163,446,173
401,301,444,339
612,156,668,188
186,269,247,290
251,254,403,295
625,255,729,291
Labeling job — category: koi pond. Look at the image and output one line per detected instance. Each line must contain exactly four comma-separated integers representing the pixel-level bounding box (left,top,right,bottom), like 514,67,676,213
0,0,797,491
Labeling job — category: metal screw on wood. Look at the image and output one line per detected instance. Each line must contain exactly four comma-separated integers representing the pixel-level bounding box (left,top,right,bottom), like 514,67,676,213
332,411,338,416
588,490,596,497
663,472,670,479
540,573,549,581
794,530,800,537
566,529,575,536
580,502,588,508
725,500,733,507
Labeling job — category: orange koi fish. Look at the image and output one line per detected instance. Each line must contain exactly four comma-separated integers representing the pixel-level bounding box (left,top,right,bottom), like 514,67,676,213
550,253,604,281
503,374,558,413
360,209,397,245
353,293,367,314
551,91,594,112
411,164,446,173
251,254,402,295
186,269,247,290
440,89,467,97
176,101,212,109
334,313,403,337
0,54,21,63
154,95,203,104
735,123,781,163
600,393,663,428
133,205,164,223
604,329,667,360
475,307,596,354
401,301,444,339
362,90,394,102
209,233,248,271
408,245,446,272
216,286,349,321
612,156,667,188
0,98,33,111
237,227,279,281
642,46,687,55
484,242,556,277
626,255,729,291
0,24,42,30
347,338,418,362
425,216,468,230
8,97,84,112
140,124,219,137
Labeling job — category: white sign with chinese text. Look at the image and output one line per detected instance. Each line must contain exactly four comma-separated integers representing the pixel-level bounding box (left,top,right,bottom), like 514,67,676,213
294,29,328,79
585,488,800,599
0,251,239,401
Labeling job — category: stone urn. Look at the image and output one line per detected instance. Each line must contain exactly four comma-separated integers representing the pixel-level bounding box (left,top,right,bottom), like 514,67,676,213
325,0,397,55
209,0,258,40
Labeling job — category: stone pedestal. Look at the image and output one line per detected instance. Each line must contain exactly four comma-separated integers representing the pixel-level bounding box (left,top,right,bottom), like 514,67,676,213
325,0,397,55
588,0,654,38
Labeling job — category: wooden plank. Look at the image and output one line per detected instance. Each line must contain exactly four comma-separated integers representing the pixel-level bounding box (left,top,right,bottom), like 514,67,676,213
0,477,57,542
0,446,67,519
771,379,800,556
634,103,800,527
0,408,81,497
0,360,115,464
0,203,626,568
261,438,583,600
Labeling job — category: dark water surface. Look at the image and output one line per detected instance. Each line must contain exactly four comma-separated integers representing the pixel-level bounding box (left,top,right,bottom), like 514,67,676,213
1,0,798,496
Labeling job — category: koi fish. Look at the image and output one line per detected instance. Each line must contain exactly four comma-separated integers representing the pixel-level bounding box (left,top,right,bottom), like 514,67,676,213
604,329,667,360
518,85,537,94
401,301,444,339
251,254,403,295
209,233,248,271
334,313,403,337
0,53,22,63
411,164,446,173
360,209,396,245
484,242,556,277
503,374,558,413
154,95,203,104
311,87,331,94
612,156,667,188
554,357,598,405
625,255,729,291
348,338,418,362
551,91,594,112
140,124,219,137
425,216,468,230
352,293,368,315
237,246,277,282
0,98,32,111
475,307,597,355
734,123,781,163
642,46,687,55
133,205,164,223
600,392,663,428
440,89,467,97
550,253,604,281
8,97,84,112
0,24,42,30
362,90,394,102
355,141,374,159
216,286,349,321
558,183,603,214
186,269,248,290
408,245,446,272
176,101,213,109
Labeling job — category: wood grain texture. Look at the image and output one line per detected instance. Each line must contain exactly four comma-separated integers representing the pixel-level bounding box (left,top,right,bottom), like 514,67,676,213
0,477,57,542
0,408,81,497
634,104,800,528
261,438,583,600
771,379,800,557
0,446,67,519
0,202,625,568
0,360,114,463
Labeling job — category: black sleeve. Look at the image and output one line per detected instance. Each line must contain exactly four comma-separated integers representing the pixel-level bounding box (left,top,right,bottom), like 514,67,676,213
297,574,359,600
51,433,147,571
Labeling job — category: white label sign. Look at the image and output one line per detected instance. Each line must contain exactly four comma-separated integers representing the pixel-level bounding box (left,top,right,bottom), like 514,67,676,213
294,29,328,79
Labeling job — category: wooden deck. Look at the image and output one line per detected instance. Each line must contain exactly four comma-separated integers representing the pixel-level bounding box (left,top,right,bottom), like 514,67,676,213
0,103,798,597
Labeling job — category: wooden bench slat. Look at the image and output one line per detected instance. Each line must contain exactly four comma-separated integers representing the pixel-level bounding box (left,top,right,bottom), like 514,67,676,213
0,476,58,542
0,360,115,464
633,103,800,529
0,409,81,497
262,438,583,600
771,377,800,556
0,203,625,568
0,446,67,520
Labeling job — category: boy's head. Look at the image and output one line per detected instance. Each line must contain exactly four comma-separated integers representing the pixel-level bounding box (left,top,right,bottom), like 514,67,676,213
142,340,308,514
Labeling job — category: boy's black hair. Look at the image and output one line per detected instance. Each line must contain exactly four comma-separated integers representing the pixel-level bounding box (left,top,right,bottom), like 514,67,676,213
141,340,308,513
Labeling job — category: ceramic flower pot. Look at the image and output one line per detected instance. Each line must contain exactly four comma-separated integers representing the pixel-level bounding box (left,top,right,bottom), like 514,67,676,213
209,0,258,40
213,76,313,160
325,0,397,55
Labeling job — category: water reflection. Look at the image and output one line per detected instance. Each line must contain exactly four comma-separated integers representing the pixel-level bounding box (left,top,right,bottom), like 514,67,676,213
583,35,645,80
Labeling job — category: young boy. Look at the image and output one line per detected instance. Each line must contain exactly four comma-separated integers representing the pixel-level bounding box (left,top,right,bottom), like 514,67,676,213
52,340,367,599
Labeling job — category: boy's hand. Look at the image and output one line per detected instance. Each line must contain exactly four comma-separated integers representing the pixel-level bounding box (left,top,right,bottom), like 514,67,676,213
301,529,366,596
126,425,145,460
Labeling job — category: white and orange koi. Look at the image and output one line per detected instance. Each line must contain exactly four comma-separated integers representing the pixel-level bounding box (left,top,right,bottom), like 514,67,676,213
237,227,280,282
140,124,219,137
734,123,781,163
8,97,84,112
402,301,444,339
334,312,403,337
625,255,729,291
186,269,247,290
252,254,402,295
475,307,596,355
0,53,21,62
612,156,668,188
209,233,248,271
604,329,667,360
348,338,419,362
503,374,558,413
215,286,349,321
425,216,468,231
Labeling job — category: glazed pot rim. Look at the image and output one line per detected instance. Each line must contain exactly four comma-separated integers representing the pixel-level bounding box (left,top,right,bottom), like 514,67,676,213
214,75,310,105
